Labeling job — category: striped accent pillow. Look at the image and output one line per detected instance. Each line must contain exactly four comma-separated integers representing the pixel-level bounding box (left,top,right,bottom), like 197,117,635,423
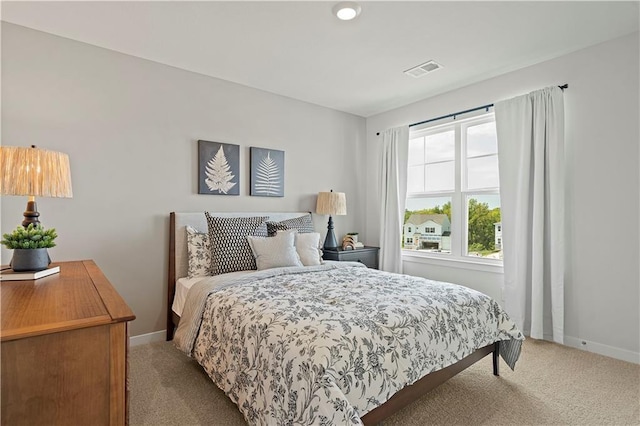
266,214,314,237
205,213,269,275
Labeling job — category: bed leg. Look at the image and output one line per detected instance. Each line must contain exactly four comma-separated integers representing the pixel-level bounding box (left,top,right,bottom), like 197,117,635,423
493,341,500,376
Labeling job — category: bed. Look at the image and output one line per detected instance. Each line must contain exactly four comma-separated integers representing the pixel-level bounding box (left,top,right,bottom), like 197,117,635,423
167,212,523,425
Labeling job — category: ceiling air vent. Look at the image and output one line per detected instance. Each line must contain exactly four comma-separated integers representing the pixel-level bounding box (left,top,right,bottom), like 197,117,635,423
404,60,443,78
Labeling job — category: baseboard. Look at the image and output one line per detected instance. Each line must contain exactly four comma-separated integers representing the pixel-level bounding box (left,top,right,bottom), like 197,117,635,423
564,335,639,364
129,330,166,347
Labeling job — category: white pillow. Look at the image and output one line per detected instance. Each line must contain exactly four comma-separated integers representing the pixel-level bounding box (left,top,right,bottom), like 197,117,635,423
294,232,323,266
247,230,303,271
186,226,211,278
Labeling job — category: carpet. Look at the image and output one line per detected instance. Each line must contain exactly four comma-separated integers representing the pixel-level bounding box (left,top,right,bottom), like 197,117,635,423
129,338,639,425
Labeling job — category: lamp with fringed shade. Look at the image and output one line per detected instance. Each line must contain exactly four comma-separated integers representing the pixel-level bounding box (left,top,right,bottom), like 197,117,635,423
0,145,73,227
315,190,347,250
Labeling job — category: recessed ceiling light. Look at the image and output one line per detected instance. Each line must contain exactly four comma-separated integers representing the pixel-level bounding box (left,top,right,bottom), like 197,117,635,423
332,2,361,21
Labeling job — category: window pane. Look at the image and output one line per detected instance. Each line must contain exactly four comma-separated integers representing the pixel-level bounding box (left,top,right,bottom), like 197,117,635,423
466,155,499,190
406,112,501,265
426,161,454,192
425,130,454,163
467,194,502,259
467,121,497,157
408,137,425,166
407,165,425,193
404,197,452,253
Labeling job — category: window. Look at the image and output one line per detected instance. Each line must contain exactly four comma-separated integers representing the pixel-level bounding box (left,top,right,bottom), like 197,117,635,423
404,112,502,262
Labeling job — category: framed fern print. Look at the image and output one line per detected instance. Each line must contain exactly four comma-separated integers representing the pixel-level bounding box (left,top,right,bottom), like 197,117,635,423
250,147,284,197
198,140,240,195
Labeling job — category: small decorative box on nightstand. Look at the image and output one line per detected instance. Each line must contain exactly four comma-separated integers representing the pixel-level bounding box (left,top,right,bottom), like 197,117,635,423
322,246,380,269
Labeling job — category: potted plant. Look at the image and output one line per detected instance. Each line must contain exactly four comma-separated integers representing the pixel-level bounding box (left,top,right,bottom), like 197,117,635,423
1,224,57,271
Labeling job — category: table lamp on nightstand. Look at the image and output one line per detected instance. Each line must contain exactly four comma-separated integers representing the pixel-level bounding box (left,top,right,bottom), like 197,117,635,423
0,145,73,228
316,190,347,250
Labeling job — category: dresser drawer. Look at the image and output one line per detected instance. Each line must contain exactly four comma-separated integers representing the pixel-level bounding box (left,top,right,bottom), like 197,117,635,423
323,247,379,269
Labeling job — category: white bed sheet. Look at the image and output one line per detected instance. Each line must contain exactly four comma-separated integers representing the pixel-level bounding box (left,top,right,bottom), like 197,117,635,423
172,271,255,317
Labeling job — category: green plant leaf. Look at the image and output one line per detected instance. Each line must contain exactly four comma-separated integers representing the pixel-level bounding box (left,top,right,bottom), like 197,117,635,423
0,224,58,249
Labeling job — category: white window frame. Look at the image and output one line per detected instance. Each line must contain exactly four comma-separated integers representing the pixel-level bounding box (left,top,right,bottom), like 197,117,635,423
403,111,503,272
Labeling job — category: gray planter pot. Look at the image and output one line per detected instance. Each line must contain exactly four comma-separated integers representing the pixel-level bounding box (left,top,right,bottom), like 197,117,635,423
11,248,51,272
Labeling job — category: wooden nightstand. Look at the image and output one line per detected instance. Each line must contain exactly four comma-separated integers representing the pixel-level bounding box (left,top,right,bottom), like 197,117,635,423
1,260,135,426
322,246,380,269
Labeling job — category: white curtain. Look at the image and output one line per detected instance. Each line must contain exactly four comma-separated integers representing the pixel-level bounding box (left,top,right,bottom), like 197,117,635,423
379,126,409,273
495,86,565,343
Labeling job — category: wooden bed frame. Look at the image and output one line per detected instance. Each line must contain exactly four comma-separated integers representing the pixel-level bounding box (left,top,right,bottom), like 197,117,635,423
167,211,500,424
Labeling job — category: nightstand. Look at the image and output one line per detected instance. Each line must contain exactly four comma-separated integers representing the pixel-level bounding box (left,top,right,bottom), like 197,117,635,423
322,246,380,269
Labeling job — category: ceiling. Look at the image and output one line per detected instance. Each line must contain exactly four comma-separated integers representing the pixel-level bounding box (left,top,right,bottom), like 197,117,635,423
2,1,639,117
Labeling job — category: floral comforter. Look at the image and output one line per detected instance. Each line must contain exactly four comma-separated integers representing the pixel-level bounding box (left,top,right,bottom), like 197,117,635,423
174,262,523,425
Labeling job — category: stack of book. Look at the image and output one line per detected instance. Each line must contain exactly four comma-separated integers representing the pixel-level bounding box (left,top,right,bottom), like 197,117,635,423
343,242,364,250
0,266,60,281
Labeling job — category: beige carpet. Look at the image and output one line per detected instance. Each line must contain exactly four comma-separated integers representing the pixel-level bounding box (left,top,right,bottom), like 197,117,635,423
129,339,639,425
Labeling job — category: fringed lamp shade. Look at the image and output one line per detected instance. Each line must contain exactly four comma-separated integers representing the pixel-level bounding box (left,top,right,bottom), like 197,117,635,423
0,146,73,227
316,191,347,216
316,190,347,250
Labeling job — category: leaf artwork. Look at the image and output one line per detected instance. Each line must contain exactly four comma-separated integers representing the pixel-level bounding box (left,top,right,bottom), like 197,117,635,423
205,146,237,194
254,152,281,195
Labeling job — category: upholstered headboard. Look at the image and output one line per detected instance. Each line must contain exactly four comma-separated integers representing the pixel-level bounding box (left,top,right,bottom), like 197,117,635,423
167,211,312,339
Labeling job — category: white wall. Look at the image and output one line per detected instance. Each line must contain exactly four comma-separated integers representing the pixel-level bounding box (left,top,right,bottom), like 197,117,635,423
3,22,638,362
1,23,367,336
366,33,640,362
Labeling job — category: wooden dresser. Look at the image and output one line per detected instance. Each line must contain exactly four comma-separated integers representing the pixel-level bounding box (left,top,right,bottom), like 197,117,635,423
1,260,135,426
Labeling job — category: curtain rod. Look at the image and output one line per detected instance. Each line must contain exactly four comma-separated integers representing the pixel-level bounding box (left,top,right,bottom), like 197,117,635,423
376,84,568,135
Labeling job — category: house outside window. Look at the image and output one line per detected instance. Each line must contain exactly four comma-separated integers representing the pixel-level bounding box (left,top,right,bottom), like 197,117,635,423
404,112,502,262
403,214,451,251
494,222,503,250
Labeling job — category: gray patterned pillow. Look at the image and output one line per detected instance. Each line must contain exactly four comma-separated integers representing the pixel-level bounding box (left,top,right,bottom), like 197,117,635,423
186,226,211,278
254,222,269,238
247,230,303,270
205,213,269,275
266,214,314,237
